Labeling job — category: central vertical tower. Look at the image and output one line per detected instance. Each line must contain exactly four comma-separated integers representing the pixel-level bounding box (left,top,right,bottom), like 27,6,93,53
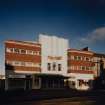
39,34,69,76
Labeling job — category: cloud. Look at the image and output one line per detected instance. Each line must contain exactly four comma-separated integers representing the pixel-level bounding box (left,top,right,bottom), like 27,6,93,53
80,27,105,45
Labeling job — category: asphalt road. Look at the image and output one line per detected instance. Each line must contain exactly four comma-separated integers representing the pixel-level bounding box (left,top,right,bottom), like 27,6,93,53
0,89,105,105
4,97,97,105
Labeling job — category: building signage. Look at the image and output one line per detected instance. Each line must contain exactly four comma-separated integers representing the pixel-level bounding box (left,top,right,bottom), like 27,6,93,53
48,56,62,60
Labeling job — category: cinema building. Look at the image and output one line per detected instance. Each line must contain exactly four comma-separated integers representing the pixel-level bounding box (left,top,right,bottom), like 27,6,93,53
5,34,69,90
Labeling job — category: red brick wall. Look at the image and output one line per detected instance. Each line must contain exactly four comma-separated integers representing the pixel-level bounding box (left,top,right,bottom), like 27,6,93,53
68,50,95,74
5,41,41,73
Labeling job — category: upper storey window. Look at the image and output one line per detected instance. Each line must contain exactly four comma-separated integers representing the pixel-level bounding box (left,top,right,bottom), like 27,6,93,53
20,49,26,54
74,56,78,60
81,66,85,70
33,51,40,55
85,57,90,61
71,55,92,62
58,64,62,71
53,62,56,71
27,50,33,55
6,60,41,67
6,48,41,56
47,63,51,71
14,48,20,54
6,48,14,53
74,56,82,61
78,56,82,60
69,55,74,60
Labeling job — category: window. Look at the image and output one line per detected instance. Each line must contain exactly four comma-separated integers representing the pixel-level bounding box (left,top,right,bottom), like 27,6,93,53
53,62,56,71
58,64,62,71
14,48,20,54
6,48,14,53
33,51,40,55
70,66,74,70
78,56,82,60
21,62,25,66
74,56,78,60
71,56,74,60
85,57,90,61
33,51,37,55
90,58,93,62
92,67,95,70
13,61,20,66
47,63,51,71
82,66,85,70
80,66,85,70
6,60,12,65
26,62,33,67
6,61,41,67
74,56,82,60
21,49,26,54
27,50,33,55
36,51,40,55
86,67,90,70
32,63,41,67
39,51,41,55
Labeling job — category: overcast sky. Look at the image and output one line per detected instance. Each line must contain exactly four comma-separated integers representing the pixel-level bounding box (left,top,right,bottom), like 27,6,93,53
0,0,105,74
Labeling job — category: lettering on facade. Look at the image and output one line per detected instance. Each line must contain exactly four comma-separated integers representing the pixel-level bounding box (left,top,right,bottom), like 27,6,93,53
48,56,62,60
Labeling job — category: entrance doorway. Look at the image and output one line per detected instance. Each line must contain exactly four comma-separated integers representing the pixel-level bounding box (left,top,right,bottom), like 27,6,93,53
32,76,41,89
25,75,32,90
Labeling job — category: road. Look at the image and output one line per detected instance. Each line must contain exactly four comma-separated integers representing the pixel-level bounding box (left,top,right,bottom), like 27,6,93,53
5,97,97,105
1,89,105,105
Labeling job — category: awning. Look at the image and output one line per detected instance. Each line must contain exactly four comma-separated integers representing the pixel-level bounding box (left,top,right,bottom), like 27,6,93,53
33,73,69,79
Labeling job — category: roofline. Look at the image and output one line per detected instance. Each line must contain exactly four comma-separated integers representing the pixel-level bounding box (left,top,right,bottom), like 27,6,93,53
94,53,105,58
5,40,41,47
68,48,94,54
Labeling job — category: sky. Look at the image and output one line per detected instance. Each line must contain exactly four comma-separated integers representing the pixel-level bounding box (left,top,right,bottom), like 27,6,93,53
0,0,105,74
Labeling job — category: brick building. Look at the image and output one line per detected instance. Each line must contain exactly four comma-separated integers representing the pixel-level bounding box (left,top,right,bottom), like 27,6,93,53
5,34,69,90
4,34,105,91
93,53,105,77
5,40,41,90
67,48,95,90
93,53,105,89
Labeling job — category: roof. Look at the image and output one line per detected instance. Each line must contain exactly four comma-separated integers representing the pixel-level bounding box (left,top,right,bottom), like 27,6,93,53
5,40,41,47
34,73,69,79
94,53,105,58
68,48,94,54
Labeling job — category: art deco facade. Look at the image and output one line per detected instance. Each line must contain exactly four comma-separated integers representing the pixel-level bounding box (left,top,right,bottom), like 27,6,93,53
5,40,41,90
5,34,69,90
67,48,95,90
4,34,105,90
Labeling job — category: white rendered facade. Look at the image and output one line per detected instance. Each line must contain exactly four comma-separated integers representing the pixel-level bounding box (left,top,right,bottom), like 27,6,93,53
39,34,69,76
